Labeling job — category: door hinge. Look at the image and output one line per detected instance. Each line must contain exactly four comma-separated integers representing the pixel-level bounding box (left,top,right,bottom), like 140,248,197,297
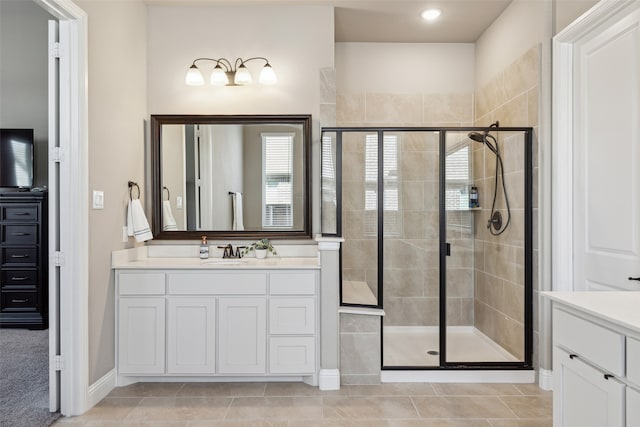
54,251,65,267
51,42,62,59
55,355,63,371
51,147,64,163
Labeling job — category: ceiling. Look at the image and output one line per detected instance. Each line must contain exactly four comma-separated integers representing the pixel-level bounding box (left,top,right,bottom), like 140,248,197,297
145,0,513,43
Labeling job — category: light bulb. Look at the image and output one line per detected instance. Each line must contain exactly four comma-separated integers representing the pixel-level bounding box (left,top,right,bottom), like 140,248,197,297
421,8,442,21
210,65,229,85
259,64,277,85
185,64,204,86
234,64,253,85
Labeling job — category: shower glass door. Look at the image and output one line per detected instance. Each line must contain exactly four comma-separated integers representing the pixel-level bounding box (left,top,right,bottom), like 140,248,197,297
444,129,531,366
381,131,440,367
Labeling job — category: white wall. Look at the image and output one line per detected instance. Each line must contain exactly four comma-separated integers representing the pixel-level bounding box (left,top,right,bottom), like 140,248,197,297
336,43,475,93
76,0,148,384
147,5,334,116
0,0,55,188
475,0,547,88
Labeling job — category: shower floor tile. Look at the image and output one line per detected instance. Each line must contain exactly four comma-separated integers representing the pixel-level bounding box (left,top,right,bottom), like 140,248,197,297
383,327,519,366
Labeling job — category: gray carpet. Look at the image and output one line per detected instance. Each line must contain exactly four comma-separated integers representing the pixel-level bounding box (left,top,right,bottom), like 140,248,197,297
0,329,60,427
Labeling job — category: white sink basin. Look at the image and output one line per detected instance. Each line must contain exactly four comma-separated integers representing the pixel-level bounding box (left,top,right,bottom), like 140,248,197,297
202,259,247,265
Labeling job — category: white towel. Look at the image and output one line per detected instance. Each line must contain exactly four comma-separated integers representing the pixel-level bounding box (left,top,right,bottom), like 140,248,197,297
127,199,154,242
162,200,178,231
232,192,244,231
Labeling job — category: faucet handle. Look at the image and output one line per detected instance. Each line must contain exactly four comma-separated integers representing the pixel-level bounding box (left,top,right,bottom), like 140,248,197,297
236,246,247,258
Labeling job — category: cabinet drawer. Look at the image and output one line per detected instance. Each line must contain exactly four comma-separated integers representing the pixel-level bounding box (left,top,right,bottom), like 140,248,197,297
269,337,315,374
269,298,315,334
2,247,38,266
1,291,38,311
2,205,38,221
1,269,37,288
628,337,640,386
119,272,166,295
553,308,624,376
2,225,38,245
269,272,316,295
167,272,267,295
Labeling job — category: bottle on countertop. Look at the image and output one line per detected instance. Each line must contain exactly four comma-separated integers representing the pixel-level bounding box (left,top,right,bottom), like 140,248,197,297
199,235,209,259
469,186,479,208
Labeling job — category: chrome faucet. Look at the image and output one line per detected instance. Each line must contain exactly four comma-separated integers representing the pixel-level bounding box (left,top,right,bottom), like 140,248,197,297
217,244,246,259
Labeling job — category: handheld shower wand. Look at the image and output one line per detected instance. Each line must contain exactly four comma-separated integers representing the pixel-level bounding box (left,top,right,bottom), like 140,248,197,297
467,122,511,235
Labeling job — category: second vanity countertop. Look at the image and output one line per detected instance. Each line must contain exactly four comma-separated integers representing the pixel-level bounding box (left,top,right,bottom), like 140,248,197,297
112,256,320,270
542,291,640,335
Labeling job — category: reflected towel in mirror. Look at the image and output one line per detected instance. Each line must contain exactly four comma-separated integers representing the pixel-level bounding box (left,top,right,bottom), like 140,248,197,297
162,200,178,231
232,192,244,231
127,199,154,242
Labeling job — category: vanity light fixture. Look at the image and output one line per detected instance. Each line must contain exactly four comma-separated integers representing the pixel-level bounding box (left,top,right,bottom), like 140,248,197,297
185,57,277,86
421,8,442,21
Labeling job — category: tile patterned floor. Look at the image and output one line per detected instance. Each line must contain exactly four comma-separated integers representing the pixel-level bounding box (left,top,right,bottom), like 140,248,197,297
53,382,552,426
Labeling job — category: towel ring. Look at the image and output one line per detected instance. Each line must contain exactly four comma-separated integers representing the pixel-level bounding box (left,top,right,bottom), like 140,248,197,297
163,186,170,201
128,181,140,200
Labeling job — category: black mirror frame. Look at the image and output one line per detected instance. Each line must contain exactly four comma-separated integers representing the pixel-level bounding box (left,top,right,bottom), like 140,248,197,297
150,114,312,240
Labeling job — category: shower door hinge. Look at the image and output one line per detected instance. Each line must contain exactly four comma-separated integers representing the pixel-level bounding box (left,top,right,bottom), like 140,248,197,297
55,355,63,371
54,251,65,267
446,243,451,256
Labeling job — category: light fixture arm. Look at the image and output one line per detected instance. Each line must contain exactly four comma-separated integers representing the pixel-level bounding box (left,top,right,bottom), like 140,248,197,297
236,56,272,68
191,57,234,72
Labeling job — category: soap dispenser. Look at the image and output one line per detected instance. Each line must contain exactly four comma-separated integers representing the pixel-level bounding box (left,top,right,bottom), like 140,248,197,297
199,235,209,259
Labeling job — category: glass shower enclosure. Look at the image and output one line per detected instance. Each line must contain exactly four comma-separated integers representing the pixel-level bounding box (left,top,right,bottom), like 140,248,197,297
321,126,533,370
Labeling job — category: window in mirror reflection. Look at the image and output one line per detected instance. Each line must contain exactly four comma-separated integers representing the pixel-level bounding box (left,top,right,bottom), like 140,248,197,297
262,133,294,228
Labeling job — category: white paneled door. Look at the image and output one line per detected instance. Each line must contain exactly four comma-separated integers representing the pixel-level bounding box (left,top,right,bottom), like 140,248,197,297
571,5,640,291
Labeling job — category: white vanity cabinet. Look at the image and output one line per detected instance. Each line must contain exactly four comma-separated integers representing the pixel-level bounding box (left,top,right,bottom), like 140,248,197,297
546,293,640,427
115,265,319,384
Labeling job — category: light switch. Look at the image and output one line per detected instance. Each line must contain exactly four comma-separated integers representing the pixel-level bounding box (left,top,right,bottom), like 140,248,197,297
176,196,183,209
92,190,104,209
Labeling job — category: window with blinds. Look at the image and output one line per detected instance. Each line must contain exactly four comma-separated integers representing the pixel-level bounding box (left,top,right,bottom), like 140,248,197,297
445,144,471,211
365,134,399,236
262,133,294,228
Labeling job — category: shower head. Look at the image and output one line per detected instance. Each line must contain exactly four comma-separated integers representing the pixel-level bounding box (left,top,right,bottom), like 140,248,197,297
467,131,486,143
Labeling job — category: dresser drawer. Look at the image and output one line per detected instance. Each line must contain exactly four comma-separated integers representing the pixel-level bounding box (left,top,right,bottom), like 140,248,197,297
269,298,315,334
627,337,640,386
1,205,38,221
1,291,38,311
2,225,38,245
1,269,38,288
2,247,38,266
553,308,624,376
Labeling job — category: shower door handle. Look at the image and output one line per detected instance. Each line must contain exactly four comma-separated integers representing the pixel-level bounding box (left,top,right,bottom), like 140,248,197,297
629,277,640,282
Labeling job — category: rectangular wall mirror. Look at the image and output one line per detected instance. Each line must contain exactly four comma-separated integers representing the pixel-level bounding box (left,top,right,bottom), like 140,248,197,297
151,114,312,240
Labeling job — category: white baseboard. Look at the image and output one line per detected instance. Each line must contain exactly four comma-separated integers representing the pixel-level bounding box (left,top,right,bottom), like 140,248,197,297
87,369,116,408
319,369,340,390
538,368,553,390
381,369,536,383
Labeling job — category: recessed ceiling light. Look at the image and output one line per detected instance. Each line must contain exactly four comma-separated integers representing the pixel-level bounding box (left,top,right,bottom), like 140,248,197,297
421,8,442,21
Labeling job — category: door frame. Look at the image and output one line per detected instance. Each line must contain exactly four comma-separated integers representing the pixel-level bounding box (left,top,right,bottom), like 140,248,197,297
36,0,89,416
551,0,639,292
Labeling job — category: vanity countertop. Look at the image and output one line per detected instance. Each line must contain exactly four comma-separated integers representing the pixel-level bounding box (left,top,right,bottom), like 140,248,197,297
112,256,320,270
542,291,640,335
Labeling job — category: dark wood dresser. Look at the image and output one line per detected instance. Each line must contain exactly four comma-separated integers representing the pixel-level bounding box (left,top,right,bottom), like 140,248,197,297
0,191,48,329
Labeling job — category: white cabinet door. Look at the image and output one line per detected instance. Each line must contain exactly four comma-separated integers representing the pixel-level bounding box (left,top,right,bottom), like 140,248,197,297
218,297,266,374
167,297,215,374
269,336,315,374
553,348,624,427
118,298,165,374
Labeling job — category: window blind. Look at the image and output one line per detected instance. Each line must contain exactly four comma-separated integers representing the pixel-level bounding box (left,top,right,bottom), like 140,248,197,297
262,133,293,227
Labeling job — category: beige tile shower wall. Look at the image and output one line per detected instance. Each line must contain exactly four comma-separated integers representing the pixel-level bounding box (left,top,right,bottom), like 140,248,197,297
337,92,474,326
473,45,540,361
